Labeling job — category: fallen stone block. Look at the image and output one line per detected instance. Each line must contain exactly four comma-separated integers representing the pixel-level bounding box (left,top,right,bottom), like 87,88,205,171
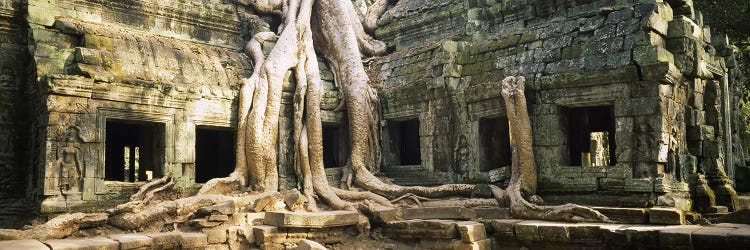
649,207,686,225
0,239,49,250
402,206,477,220
180,232,208,249
203,224,230,244
454,238,491,250
145,232,181,249
209,214,230,222
264,210,359,228
253,225,279,244
253,193,286,212
691,226,734,250
45,237,119,250
282,189,308,212
108,234,153,250
659,225,700,250
198,201,236,216
455,221,487,243
371,207,400,223
189,218,224,228
593,207,648,224
296,239,327,250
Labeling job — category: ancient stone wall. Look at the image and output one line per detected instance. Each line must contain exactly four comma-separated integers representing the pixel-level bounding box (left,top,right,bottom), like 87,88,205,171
0,0,24,199
374,0,743,209
20,0,271,213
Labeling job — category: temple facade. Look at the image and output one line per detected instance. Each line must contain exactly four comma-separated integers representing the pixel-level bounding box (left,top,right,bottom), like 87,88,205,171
0,0,746,225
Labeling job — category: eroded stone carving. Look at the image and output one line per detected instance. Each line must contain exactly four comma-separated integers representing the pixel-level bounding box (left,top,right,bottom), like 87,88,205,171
54,127,85,194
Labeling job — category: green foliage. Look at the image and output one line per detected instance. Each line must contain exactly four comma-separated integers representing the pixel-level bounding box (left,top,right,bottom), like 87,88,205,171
694,0,750,48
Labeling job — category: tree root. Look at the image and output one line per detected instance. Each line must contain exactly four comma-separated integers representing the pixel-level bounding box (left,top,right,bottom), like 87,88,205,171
108,192,276,231
0,213,107,240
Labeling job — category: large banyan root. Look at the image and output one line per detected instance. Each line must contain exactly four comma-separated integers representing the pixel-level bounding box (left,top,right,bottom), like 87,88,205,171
499,76,609,222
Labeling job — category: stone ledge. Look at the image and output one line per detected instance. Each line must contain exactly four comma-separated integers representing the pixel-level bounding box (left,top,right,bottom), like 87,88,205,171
264,210,359,228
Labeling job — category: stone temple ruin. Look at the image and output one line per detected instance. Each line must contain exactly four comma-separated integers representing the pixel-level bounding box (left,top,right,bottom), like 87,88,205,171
0,0,750,249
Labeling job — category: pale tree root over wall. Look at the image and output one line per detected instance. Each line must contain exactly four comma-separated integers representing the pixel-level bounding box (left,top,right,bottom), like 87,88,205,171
7,0,611,240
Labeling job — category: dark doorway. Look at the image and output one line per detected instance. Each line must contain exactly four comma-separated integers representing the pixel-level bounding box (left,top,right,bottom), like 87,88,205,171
105,120,165,182
388,119,421,166
195,127,236,183
479,117,512,171
322,125,347,168
565,106,617,167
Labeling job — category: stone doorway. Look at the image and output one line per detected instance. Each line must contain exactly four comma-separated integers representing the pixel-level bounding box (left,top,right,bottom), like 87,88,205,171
479,117,512,171
104,120,165,182
322,124,349,168
565,106,616,167
387,119,421,166
195,127,235,183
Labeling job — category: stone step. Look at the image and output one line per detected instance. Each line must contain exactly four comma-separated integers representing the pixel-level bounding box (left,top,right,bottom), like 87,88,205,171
31,232,210,250
383,219,461,239
253,224,353,248
403,206,477,220
592,207,648,224
263,210,360,228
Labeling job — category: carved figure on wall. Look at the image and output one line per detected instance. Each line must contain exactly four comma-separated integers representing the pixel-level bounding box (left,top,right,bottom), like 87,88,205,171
635,122,654,178
54,127,85,193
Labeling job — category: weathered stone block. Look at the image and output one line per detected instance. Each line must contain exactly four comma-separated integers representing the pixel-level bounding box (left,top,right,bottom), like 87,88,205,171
456,221,487,243
691,227,734,249
593,207,648,224
633,45,674,65
474,207,510,219
659,225,700,250
198,201,236,216
727,228,750,249
180,233,208,249
667,16,701,39
454,238,491,250
0,239,49,250
649,207,686,225
403,207,477,220
209,214,230,222
108,234,153,250
264,210,359,228
253,225,279,244
145,232,181,249
296,239,327,250
45,237,119,250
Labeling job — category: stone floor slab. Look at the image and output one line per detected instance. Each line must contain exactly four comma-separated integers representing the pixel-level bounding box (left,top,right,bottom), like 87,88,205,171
691,226,734,249
0,239,49,250
107,234,153,250
264,210,359,228
45,237,118,250
145,232,181,248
